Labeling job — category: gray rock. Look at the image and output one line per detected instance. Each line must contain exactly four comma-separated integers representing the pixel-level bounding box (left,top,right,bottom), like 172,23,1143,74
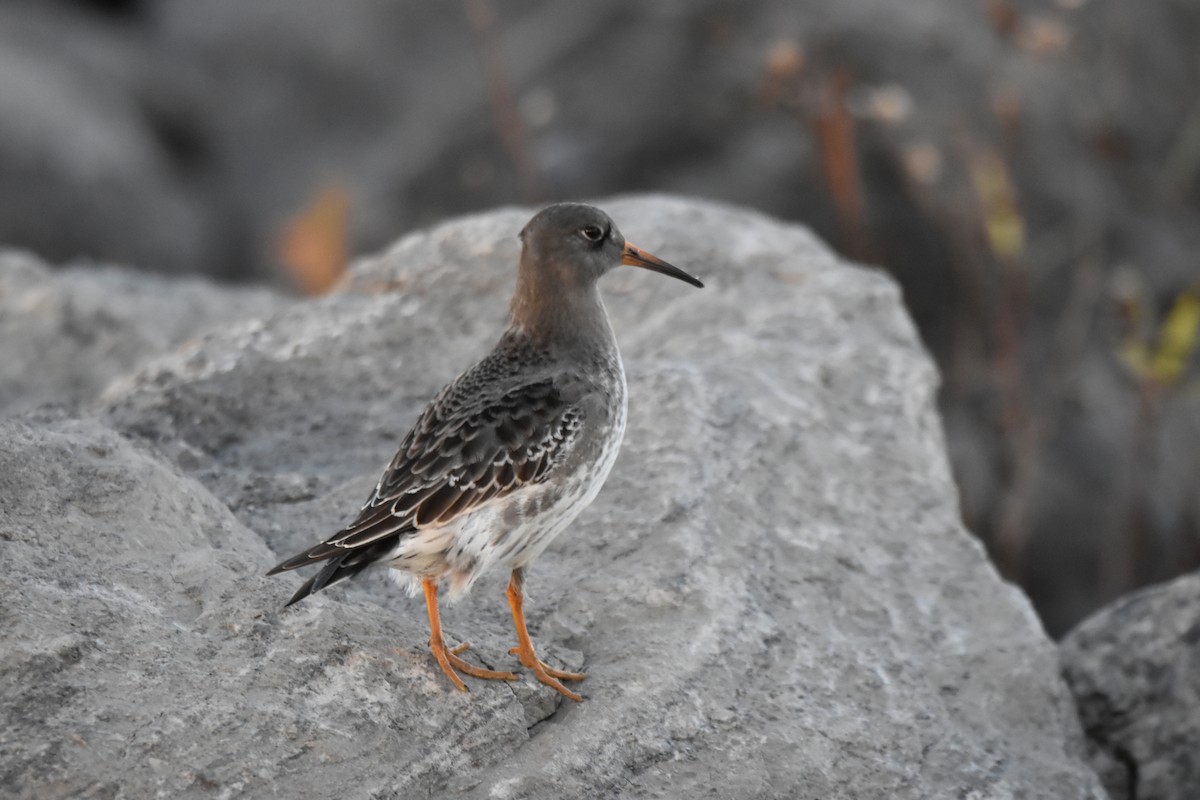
0,417,534,800
1061,571,1200,800
0,250,286,418
4,199,1104,797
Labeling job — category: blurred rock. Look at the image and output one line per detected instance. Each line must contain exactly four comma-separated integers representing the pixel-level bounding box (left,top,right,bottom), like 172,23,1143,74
0,3,214,274
0,250,286,417
1061,571,1200,800
1,198,1106,797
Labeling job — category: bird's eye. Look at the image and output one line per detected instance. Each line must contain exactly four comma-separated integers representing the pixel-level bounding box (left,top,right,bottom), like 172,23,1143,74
580,225,604,243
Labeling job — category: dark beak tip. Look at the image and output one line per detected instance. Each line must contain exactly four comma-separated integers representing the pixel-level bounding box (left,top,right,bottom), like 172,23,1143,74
668,269,705,289
622,242,704,289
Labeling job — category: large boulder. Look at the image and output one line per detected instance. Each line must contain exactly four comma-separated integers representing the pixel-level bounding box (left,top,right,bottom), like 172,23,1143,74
2,198,1105,798
1061,571,1200,800
0,250,285,418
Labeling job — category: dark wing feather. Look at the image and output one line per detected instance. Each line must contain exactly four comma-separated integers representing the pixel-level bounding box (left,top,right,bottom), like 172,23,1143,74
267,372,583,591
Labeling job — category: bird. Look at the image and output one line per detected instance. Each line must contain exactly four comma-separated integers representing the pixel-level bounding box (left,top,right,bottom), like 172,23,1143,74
267,202,703,701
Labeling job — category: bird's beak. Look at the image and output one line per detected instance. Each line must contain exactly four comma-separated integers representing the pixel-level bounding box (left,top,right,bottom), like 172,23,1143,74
621,242,704,288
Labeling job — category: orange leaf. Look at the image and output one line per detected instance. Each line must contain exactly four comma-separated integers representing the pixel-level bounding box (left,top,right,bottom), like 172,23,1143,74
278,186,350,295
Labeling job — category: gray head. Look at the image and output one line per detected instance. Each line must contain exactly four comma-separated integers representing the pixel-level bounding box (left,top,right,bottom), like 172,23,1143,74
511,203,702,338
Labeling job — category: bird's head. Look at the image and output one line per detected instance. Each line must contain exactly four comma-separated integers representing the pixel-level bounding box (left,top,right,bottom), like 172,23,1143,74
517,203,704,291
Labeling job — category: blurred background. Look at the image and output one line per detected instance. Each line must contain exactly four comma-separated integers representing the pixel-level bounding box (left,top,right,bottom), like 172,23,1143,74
3,0,1198,636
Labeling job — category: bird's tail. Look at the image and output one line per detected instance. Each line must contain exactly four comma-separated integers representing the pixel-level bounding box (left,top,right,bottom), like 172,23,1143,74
267,543,382,606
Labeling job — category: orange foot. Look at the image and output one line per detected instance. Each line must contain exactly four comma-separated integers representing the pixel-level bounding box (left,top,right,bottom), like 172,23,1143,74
429,638,517,692
506,568,587,702
423,578,516,692
509,643,587,701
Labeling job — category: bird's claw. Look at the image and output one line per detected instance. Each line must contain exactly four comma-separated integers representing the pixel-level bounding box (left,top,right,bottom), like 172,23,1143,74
430,638,518,691
508,644,586,701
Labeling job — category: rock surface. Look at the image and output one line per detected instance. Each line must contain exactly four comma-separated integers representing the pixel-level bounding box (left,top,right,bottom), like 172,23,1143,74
1,198,1105,798
0,250,284,418
1061,571,1200,800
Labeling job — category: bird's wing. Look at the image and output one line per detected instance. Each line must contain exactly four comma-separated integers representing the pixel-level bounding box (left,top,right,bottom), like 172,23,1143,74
269,374,583,573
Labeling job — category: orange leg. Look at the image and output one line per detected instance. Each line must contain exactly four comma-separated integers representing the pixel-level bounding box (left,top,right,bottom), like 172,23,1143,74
422,578,516,691
506,568,586,702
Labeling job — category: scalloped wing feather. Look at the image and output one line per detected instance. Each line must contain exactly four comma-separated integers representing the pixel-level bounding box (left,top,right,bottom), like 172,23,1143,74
267,374,583,574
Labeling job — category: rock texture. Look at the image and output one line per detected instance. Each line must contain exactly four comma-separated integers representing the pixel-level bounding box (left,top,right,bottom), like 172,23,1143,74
0,250,284,418
1061,571,1200,800
1,198,1105,798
